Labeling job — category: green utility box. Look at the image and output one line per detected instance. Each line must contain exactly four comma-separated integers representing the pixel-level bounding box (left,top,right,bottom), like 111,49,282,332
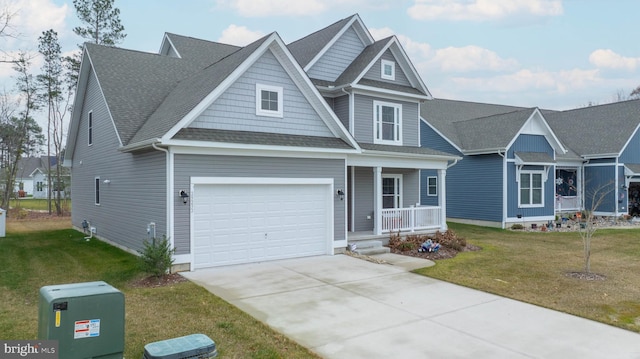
38,281,125,359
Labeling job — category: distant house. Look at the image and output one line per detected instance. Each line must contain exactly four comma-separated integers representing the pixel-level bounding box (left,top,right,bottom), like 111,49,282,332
14,156,63,198
420,98,640,228
64,15,459,270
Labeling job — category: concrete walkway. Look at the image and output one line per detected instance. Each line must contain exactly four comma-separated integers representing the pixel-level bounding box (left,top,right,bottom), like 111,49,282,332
182,254,640,358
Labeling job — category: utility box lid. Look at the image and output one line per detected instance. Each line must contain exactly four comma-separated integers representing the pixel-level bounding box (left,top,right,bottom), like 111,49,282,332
143,334,217,359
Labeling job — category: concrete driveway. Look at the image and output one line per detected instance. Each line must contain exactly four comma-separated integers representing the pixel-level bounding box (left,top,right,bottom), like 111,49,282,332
182,254,640,358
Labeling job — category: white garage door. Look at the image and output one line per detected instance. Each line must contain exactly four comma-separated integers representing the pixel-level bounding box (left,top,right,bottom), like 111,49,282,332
192,180,332,269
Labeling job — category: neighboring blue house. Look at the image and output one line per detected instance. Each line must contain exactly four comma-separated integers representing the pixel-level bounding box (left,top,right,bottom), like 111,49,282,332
420,99,566,228
64,15,459,271
546,99,640,217
421,98,640,228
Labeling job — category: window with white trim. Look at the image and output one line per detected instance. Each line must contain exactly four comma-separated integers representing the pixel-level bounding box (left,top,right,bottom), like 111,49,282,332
381,59,395,80
95,177,100,205
374,101,402,145
519,171,543,207
88,111,93,146
382,174,402,208
427,176,437,196
256,84,283,117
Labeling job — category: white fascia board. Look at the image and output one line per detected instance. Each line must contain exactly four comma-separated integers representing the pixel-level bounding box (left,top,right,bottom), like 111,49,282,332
464,148,507,156
303,15,373,72
348,152,453,169
351,85,429,102
582,153,619,160
158,33,181,57
167,141,355,159
388,38,432,99
419,117,464,154
352,38,393,84
506,109,566,154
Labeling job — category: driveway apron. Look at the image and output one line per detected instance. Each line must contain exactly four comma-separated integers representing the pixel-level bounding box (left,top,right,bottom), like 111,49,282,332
182,254,640,359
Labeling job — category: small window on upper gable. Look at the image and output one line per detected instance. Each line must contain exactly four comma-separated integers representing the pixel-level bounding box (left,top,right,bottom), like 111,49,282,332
256,84,283,118
381,59,395,81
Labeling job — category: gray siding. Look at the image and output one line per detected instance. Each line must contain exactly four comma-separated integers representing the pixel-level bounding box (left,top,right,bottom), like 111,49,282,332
70,70,167,252
351,167,420,232
447,154,503,221
190,50,334,137
420,169,439,206
353,167,374,231
333,95,350,130
307,27,365,82
363,50,411,86
353,94,419,146
173,155,346,254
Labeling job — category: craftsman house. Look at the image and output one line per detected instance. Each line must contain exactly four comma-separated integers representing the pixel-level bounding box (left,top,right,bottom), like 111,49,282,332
420,98,640,228
64,15,459,270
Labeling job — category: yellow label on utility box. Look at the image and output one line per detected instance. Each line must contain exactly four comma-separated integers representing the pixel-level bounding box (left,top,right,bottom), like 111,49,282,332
55,310,60,327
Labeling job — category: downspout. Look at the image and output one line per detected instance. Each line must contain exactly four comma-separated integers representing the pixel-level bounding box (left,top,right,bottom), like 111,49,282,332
497,150,507,229
152,142,173,252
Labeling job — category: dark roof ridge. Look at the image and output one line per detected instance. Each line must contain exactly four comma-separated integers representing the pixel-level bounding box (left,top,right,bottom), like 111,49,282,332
454,107,538,124
554,98,640,115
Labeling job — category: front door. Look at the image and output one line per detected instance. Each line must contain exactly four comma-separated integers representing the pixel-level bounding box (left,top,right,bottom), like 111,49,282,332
382,175,402,209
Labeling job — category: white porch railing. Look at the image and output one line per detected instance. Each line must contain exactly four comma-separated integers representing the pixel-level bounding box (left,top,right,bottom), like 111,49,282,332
381,206,442,233
556,195,580,212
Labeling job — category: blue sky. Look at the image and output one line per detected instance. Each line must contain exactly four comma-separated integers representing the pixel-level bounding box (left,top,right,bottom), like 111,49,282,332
2,0,640,111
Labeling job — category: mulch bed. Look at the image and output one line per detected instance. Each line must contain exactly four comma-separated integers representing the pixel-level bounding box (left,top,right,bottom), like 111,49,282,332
387,229,481,261
130,273,189,288
389,243,481,260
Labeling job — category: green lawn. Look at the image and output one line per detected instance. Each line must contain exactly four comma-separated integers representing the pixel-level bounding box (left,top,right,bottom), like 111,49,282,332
0,229,319,358
416,223,640,333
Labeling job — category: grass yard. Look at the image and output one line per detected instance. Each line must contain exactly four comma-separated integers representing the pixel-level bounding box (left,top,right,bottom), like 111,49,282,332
9,198,70,212
416,223,640,333
0,228,320,358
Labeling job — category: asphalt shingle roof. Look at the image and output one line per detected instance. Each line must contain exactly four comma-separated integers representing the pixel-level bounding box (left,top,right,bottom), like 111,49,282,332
515,151,555,164
546,99,640,156
359,143,458,158
173,128,354,149
287,15,355,68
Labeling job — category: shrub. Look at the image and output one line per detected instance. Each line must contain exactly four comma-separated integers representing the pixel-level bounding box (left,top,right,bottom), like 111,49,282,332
138,236,175,278
434,230,466,251
511,224,524,230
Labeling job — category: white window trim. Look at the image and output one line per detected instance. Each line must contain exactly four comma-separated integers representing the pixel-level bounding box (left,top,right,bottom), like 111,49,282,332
88,111,93,146
381,59,395,81
427,176,438,196
255,83,283,118
382,174,403,208
94,176,101,206
373,100,402,145
518,170,544,208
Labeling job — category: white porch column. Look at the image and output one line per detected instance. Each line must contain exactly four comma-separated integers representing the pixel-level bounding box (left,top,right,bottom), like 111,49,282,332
373,166,382,235
438,169,448,231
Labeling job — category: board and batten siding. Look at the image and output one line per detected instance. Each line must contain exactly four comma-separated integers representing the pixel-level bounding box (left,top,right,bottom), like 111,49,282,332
363,50,411,87
70,70,167,253
173,155,346,254
353,94,419,146
190,50,333,137
620,127,640,163
584,165,617,213
507,134,554,159
307,26,365,82
446,154,503,222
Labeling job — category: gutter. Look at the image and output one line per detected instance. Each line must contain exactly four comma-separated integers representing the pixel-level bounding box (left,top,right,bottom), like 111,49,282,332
119,138,163,152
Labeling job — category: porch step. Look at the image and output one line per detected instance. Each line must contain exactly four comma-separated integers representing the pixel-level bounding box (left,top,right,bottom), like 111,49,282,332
351,240,390,256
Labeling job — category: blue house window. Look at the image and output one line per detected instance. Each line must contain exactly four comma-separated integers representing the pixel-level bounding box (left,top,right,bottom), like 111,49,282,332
520,171,543,207
427,176,437,196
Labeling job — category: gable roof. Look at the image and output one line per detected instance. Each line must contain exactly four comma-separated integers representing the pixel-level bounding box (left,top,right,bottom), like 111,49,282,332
287,14,373,70
16,156,55,178
545,99,640,158
422,99,564,155
160,33,240,66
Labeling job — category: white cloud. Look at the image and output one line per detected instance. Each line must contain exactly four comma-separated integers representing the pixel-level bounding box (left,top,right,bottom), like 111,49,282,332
5,0,69,39
450,68,601,95
429,45,518,72
217,24,265,46
408,0,563,21
216,0,326,17
589,49,640,71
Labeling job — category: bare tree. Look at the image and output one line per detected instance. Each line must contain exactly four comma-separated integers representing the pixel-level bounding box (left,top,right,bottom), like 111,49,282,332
0,5,19,64
577,181,615,274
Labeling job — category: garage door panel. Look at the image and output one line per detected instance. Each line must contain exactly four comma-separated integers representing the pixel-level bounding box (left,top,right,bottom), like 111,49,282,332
193,182,331,268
